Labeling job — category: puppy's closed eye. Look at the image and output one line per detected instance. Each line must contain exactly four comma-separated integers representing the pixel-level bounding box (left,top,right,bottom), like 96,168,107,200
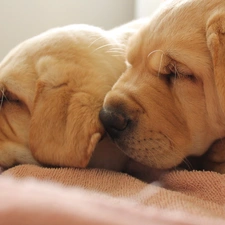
164,63,196,84
0,90,25,109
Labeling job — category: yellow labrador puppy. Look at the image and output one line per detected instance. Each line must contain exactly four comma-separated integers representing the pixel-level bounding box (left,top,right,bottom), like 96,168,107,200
0,20,147,170
100,0,225,173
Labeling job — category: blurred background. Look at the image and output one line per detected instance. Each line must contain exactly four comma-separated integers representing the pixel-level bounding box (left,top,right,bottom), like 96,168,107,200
0,0,163,60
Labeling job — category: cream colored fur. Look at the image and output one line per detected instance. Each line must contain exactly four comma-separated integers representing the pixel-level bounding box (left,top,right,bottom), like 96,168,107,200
102,0,225,173
0,20,147,170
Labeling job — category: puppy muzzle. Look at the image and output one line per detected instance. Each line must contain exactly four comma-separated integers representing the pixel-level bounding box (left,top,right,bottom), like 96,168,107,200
99,107,130,139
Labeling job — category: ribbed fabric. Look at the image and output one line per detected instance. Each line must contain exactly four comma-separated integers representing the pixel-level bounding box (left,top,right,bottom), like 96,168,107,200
0,165,224,225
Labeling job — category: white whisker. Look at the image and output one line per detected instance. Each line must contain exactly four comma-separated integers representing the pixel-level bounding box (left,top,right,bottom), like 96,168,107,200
147,49,165,77
157,53,164,77
92,43,116,53
106,50,125,55
170,62,179,80
182,158,193,170
107,48,124,52
88,36,105,48
108,47,124,51
111,54,124,58
0,88,6,110
147,49,165,58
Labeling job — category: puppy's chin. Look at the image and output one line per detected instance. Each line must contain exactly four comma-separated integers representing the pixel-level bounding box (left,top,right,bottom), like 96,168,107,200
119,147,185,170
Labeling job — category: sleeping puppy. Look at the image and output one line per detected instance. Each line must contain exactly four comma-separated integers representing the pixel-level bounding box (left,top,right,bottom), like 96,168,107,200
100,0,225,173
0,20,147,170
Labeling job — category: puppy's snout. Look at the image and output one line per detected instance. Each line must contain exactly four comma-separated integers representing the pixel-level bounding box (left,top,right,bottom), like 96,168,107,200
99,108,129,138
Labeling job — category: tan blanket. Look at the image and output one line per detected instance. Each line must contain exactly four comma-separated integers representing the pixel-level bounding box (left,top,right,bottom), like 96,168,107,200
0,165,225,225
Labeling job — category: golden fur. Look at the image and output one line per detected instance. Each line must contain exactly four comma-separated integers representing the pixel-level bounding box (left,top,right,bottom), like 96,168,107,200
0,20,147,170
100,0,225,173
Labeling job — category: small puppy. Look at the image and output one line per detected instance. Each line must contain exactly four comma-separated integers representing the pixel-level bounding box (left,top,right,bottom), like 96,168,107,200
0,20,147,170
100,0,225,173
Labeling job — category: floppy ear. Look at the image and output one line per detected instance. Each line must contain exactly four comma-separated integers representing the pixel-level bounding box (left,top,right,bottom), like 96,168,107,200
206,11,225,113
203,12,225,173
29,57,101,168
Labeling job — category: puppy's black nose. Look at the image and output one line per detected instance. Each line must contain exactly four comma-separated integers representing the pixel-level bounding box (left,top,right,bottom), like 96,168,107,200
99,108,129,138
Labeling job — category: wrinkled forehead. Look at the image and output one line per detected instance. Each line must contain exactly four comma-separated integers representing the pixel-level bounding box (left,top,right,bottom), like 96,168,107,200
127,0,208,67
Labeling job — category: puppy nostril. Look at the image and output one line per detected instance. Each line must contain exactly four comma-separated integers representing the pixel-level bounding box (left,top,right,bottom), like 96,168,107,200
99,108,129,133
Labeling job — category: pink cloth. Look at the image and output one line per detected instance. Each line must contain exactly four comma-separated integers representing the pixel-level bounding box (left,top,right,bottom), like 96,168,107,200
0,165,224,225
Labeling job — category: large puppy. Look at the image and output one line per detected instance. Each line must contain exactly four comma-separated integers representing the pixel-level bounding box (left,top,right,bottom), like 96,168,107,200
0,20,147,170
100,0,225,173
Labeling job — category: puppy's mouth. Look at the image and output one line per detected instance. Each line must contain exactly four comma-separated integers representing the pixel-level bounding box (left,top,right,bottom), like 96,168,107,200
107,128,188,170
99,108,188,169
116,137,172,167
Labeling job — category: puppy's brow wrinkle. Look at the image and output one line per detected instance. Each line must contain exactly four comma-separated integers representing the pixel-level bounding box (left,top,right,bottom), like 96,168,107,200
127,94,145,113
